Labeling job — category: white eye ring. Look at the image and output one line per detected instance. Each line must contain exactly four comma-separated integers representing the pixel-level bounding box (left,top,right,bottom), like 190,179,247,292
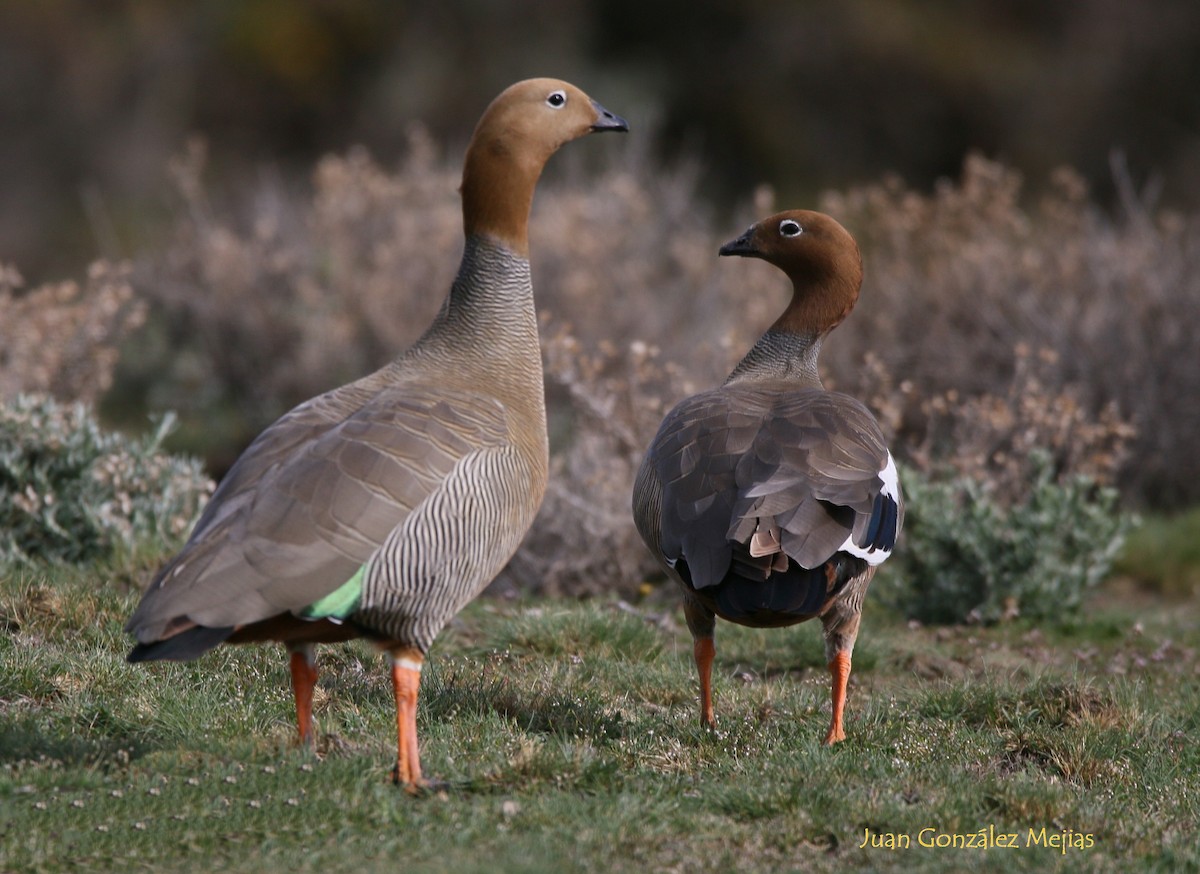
546,90,567,109
779,219,803,237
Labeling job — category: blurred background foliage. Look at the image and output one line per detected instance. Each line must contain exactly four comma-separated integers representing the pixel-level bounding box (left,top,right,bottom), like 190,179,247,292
4,0,1200,281
2,0,1199,604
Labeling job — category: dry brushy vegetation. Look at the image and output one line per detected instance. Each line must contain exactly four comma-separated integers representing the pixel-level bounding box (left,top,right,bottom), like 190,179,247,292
0,394,212,565
4,135,1195,596
0,261,145,406
821,154,1198,507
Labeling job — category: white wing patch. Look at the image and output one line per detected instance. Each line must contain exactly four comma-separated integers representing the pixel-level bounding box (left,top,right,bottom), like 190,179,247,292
839,452,900,566
878,453,900,502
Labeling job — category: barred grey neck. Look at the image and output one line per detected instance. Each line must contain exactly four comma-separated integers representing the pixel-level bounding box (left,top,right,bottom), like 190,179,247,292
399,235,546,435
411,236,538,361
724,329,824,388
437,235,535,336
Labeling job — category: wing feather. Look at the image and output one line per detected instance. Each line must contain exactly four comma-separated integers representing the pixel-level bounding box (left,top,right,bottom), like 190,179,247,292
126,383,510,641
637,385,902,590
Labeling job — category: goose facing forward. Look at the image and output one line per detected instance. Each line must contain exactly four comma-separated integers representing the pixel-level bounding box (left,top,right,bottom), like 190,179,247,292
633,210,902,745
126,79,628,788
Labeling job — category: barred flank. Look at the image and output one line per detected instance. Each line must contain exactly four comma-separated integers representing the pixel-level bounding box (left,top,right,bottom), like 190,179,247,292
356,446,531,653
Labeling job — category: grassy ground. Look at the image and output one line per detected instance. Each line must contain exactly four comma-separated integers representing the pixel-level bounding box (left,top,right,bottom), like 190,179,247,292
1,559,1197,873
1116,508,1200,598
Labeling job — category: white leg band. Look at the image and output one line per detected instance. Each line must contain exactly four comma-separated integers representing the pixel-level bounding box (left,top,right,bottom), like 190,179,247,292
392,656,423,673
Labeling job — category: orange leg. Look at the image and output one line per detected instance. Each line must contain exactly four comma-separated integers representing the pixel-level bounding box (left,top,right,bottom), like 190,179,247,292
390,649,426,790
824,651,852,745
694,637,717,729
288,646,319,747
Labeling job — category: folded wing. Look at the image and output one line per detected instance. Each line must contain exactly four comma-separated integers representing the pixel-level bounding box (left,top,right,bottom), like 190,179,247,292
640,384,901,590
125,384,510,642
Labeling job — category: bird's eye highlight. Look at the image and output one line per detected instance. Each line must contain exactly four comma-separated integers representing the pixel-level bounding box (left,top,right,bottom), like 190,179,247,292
546,90,567,109
779,220,803,237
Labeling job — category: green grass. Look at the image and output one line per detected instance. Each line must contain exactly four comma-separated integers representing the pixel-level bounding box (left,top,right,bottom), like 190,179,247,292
1115,508,1200,597
2,559,1198,873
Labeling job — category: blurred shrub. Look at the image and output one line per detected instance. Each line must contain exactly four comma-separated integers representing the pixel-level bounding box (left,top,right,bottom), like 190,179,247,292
822,154,1200,509
117,132,733,593
119,135,460,464
0,260,145,405
892,455,1130,625
0,394,212,565
894,344,1135,503
877,350,1135,624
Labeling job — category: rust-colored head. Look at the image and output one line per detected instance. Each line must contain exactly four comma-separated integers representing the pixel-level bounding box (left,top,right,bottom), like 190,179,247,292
719,210,863,336
460,78,628,256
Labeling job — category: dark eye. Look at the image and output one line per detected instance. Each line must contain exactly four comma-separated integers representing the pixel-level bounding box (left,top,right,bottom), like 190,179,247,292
779,219,803,237
546,90,567,108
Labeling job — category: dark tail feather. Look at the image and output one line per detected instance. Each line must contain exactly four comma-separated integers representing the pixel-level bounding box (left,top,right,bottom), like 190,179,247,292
127,625,235,662
711,552,870,626
715,562,831,624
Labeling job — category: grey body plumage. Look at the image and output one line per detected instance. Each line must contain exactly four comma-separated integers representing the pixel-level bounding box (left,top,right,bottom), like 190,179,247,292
126,238,546,655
